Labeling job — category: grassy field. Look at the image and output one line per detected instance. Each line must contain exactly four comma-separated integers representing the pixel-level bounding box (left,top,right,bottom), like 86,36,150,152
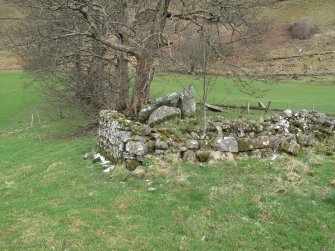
152,74,335,115
1,72,335,250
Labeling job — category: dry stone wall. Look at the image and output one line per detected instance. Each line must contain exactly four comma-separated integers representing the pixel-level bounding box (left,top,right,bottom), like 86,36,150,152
97,109,335,168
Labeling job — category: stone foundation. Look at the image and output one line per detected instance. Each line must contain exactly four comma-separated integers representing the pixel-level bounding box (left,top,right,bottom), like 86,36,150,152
97,109,335,167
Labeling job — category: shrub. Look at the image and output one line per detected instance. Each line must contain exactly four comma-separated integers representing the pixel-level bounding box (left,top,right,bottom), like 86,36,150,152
289,19,318,40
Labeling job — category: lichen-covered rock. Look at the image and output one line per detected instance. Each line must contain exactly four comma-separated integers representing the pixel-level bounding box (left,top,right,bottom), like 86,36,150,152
167,138,176,147
155,138,169,150
179,146,188,152
213,137,238,153
224,152,235,161
191,132,200,139
271,115,281,123
155,150,165,155
239,136,282,151
134,85,196,122
268,136,283,148
125,140,147,156
196,151,211,162
147,106,181,126
200,140,211,150
282,109,293,118
145,141,156,153
209,151,224,161
135,92,180,122
255,136,271,148
237,138,252,152
209,151,234,162
183,150,197,163
312,112,327,124
296,133,317,147
186,139,199,150
281,141,302,156
98,110,142,160
179,84,196,118
163,151,181,164
237,128,245,138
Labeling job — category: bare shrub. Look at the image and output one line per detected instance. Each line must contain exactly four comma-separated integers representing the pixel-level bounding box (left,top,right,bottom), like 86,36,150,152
290,19,319,40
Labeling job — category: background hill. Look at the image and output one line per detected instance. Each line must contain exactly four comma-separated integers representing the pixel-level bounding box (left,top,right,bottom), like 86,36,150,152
1,0,335,76
0,0,22,70
241,0,335,77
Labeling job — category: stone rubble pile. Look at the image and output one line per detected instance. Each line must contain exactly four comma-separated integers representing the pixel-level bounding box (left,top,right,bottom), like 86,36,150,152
97,108,334,168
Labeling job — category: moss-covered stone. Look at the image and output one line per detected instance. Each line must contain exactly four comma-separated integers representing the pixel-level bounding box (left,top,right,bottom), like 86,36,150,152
183,150,197,163
155,138,169,150
164,151,181,164
145,141,156,153
281,141,302,156
196,151,210,162
126,159,141,171
237,138,252,152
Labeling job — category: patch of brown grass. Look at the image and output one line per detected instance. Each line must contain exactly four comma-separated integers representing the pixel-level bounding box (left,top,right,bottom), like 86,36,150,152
68,219,86,233
46,162,64,172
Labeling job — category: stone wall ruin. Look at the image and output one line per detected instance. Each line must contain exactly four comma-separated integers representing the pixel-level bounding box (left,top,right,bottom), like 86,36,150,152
97,108,335,169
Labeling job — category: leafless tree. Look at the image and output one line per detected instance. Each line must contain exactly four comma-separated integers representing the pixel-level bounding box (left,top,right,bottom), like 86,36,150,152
176,33,217,74
3,0,270,115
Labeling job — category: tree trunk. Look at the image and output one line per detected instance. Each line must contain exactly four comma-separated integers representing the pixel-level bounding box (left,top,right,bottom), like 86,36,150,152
128,54,155,114
114,52,129,111
127,0,170,115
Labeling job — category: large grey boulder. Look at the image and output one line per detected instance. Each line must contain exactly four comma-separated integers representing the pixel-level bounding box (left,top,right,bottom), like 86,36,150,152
135,92,180,122
147,106,181,126
212,136,239,153
134,85,196,122
179,84,196,118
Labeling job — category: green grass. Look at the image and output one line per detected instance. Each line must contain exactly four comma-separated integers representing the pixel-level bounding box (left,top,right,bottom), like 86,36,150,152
1,72,335,250
0,72,41,129
151,74,335,115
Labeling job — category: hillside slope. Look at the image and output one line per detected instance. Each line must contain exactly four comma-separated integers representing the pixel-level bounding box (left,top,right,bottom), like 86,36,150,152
241,0,335,77
0,0,334,75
